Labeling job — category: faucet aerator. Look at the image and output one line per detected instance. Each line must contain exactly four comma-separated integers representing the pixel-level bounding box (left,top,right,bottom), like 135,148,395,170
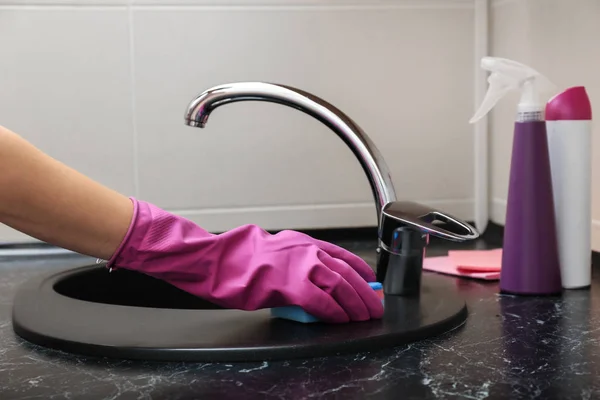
185,119,204,128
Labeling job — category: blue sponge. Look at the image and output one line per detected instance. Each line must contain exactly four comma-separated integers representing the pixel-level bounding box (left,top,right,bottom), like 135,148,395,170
270,282,384,324
270,306,321,323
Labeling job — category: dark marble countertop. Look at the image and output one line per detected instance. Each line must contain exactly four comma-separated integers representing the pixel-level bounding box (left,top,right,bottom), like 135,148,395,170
1,235,599,399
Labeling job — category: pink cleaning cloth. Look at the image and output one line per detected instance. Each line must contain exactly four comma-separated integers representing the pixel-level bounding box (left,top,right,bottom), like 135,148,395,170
423,255,500,280
447,248,502,272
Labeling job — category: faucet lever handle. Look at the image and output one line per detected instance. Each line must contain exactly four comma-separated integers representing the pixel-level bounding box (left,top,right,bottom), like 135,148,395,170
379,201,479,245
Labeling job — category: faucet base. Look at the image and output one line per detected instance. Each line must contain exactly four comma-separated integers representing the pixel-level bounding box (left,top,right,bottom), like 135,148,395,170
13,264,468,363
377,227,428,296
382,252,424,296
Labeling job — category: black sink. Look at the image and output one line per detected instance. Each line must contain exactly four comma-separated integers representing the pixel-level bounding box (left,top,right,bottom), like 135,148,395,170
53,266,224,310
12,263,468,363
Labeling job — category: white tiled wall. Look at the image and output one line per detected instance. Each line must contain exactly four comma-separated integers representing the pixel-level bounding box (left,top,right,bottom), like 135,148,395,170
490,0,600,250
0,0,476,242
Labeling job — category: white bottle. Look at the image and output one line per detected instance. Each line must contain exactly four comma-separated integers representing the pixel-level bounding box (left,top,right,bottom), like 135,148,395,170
545,86,593,289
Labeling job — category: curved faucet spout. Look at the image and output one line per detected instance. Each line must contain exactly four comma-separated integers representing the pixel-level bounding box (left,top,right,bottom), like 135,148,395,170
185,81,479,296
184,82,397,219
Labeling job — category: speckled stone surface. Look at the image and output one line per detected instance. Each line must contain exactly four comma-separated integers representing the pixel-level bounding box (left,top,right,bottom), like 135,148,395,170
0,237,599,400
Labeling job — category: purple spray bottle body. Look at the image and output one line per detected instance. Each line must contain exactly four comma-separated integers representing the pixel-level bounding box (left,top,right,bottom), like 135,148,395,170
470,57,562,295
501,119,562,295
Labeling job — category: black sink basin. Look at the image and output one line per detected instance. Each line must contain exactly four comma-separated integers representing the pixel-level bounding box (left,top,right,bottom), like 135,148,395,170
53,266,224,310
12,263,468,363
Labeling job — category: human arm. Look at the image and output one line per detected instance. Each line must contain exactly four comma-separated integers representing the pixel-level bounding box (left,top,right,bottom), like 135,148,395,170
0,125,132,260
0,124,383,323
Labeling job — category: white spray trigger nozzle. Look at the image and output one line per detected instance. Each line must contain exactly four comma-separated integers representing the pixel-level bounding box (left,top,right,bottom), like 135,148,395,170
469,57,556,124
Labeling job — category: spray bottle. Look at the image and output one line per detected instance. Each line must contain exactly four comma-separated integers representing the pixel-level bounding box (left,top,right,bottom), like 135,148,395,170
546,87,593,289
470,57,562,296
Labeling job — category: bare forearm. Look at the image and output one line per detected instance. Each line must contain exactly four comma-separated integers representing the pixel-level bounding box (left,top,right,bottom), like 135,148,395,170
0,125,133,260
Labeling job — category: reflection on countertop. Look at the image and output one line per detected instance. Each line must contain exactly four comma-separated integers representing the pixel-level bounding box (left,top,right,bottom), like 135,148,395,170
0,232,598,400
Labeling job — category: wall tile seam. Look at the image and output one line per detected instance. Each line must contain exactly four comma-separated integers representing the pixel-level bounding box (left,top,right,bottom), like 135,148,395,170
0,1,476,11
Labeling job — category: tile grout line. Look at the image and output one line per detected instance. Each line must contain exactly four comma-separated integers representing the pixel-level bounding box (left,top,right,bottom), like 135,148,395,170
127,0,140,198
129,4,475,11
473,0,489,230
0,198,474,247
0,2,475,10
0,4,126,9
164,198,476,215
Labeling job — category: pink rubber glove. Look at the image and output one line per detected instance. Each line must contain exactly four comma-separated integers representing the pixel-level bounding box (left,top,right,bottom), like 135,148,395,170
107,198,384,323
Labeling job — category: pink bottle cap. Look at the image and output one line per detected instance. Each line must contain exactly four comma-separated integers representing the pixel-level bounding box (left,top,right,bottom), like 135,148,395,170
546,86,592,121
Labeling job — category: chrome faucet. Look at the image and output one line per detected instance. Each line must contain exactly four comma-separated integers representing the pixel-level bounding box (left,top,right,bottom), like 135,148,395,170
184,82,479,296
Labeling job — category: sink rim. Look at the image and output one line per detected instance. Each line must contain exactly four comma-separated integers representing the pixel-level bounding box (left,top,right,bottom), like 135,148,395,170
12,264,468,363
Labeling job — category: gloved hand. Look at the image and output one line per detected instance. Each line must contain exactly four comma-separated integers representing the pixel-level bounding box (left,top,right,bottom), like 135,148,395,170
107,198,384,323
